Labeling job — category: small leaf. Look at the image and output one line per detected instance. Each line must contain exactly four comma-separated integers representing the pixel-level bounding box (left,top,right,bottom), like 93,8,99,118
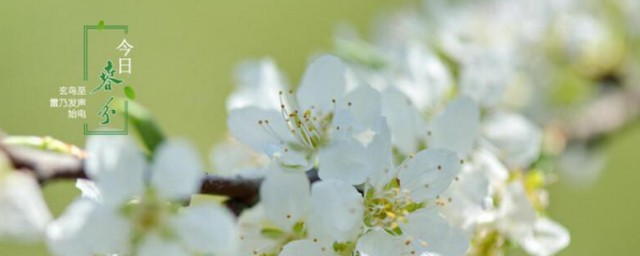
113,98,166,154
97,20,105,30
124,86,136,100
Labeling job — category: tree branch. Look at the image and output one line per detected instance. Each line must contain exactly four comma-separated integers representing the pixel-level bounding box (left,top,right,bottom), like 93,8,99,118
0,142,318,215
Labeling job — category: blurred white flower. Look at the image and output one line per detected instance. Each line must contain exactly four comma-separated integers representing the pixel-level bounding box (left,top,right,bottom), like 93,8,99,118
46,136,237,256
0,151,53,242
495,182,569,256
439,149,509,229
481,111,543,169
227,58,287,111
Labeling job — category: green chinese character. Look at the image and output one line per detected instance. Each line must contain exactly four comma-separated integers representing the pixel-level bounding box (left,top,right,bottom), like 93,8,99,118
91,60,123,93
98,96,117,125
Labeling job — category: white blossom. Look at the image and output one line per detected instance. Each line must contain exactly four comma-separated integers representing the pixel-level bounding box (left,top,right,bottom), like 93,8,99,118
0,151,52,241
46,136,237,256
228,55,389,185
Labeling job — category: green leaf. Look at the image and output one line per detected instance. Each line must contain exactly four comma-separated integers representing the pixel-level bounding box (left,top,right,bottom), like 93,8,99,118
113,98,166,154
124,86,136,100
97,20,105,30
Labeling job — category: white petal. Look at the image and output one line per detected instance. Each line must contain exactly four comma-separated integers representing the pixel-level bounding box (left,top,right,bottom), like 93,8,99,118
459,53,512,107
84,204,132,254
227,107,293,156
227,58,287,111
46,199,131,256
46,199,95,256
439,149,506,227
497,182,537,240
85,135,146,206
138,233,189,256
236,204,282,255
363,119,396,189
281,239,334,256
401,209,470,256
439,168,489,228
521,218,570,256
0,172,52,241
397,148,462,202
318,137,370,185
297,55,348,112
209,137,269,176
273,146,314,172
320,117,393,186
173,204,237,255
151,140,204,200
308,180,364,243
75,179,102,202
341,84,382,127
482,111,542,168
428,97,479,157
356,230,403,256
259,166,311,231
397,43,452,110
381,87,428,155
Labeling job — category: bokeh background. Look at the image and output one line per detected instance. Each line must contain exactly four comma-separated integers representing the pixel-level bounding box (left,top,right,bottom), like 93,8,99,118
1,1,638,255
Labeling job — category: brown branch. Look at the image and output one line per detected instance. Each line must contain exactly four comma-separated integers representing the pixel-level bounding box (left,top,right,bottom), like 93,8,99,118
564,85,640,143
0,142,319,215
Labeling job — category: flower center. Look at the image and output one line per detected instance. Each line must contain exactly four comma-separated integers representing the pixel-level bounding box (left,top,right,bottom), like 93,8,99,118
262,90,336,151
364,181,423,235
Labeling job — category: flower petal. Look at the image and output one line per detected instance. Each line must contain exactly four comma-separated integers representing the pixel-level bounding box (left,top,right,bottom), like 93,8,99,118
259,165,311,231
173,204,237,255
138,233,189,256
380,87,428,155
281,239,333,256
297,55,348,112
308,180,364,243
427,97,479,157
85,135,146,206
0,171,52,242
482,111,542,168
75,179,102,202
356,230,403,256
497,182,537,240
397,148,462,201
227,107,293,156
227,58,287,111
151,140,204,200
401,208,470,256
341,84,382,127
521,218,570,256
318,137,370,185
46,199,131,256
45,199,95,256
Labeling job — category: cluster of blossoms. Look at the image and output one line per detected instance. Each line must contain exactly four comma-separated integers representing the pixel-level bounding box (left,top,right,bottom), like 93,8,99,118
334,0,640,187
216,52,565,256
1,0,639,255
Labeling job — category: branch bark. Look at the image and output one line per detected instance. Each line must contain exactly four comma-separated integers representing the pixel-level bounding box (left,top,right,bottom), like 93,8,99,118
0,142,318,215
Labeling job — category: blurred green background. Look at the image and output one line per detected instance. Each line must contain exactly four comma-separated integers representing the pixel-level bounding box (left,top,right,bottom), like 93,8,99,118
0,1,638,255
